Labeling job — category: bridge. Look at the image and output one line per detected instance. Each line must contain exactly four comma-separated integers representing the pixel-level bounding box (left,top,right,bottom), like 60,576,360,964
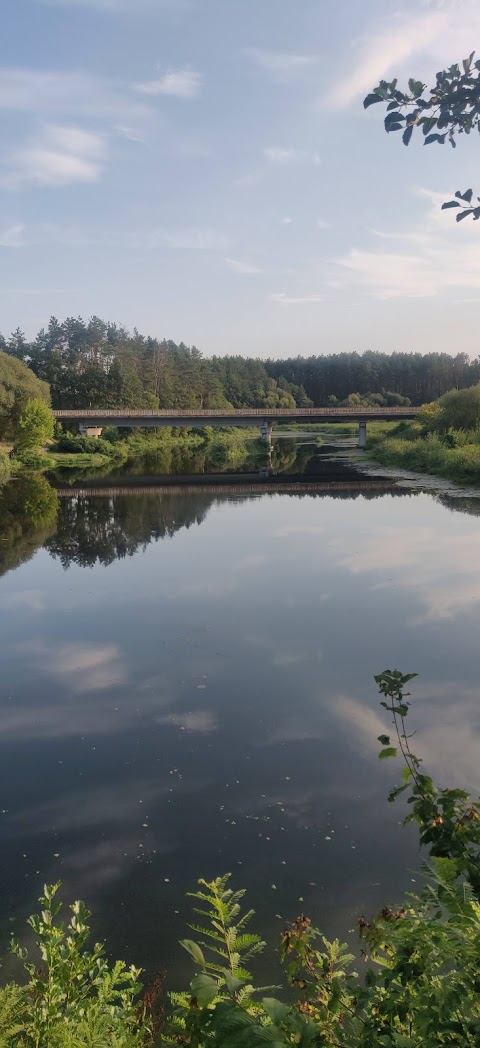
53,406,420,447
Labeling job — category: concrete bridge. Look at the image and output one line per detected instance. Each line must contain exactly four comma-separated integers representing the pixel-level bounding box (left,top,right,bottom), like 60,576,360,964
53,406,420,447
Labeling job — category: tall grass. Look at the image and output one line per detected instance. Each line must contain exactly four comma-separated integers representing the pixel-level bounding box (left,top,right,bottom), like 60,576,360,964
369,431,480,482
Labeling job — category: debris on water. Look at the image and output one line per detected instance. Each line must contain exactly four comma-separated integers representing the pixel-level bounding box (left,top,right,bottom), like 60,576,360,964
325,836,331,841
271,884,277,890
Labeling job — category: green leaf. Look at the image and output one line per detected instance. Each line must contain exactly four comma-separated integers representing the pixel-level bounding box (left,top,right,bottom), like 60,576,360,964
190,972,219,1006
363,93,383,109
388,784,408,802
441,200,461,209
378,735,391,746
379,747,397,760
457,209,472,222
262,998,290,1024
408,78,424,97
222,970,245,995
180,939,206,968
460,188,473,203
402,125,414,146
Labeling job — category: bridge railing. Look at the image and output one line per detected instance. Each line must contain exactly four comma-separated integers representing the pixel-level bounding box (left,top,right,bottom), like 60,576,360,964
53,407,420,418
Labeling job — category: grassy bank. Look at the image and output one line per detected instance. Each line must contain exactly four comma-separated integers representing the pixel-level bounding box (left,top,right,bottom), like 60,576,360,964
367,422,480,484
10,427,263,476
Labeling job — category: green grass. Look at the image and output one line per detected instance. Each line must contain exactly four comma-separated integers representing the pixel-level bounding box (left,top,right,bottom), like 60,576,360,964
368,430,480,484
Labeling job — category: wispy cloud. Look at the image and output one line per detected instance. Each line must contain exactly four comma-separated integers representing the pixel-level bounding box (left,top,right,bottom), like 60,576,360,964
270,292,323,305
245,48,317,81
2,125,106,188
317,219,330,230
326,2,480,110
0,67,147,122
280,216,293,225
263,147,307,165
134,227,227,250
325,10,446,108
0,223,26,247
134,69,203,98
335,187,480,299
225,257,263,275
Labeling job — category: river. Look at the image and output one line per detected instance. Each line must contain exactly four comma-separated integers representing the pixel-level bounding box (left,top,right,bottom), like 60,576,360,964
1,437,480,983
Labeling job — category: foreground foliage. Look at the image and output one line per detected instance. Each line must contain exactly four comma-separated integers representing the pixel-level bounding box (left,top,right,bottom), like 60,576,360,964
364,51,480,217
1,672,480,1045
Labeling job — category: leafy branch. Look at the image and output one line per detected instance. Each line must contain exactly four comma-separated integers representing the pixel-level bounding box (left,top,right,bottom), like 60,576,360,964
375,670,480,893
364,53,480,218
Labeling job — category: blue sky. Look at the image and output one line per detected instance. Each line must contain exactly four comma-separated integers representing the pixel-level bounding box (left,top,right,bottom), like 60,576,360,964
1,0,480,357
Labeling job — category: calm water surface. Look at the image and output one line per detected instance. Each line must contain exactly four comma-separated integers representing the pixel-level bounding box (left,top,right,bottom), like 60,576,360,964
1,441,480,982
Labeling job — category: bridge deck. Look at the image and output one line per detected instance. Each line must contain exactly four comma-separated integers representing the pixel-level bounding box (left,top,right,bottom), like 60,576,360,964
53,406,419,424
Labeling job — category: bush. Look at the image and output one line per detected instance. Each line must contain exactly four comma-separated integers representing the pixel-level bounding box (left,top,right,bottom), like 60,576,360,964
436,383,480,431
2,884,147,1047
55,434,117,456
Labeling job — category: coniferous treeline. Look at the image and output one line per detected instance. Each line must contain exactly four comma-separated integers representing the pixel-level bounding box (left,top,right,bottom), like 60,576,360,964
3,316,479,410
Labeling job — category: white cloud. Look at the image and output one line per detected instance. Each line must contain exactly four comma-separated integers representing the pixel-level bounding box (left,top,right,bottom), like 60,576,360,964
0,68,147,122
334,521,480,623
134,69,203,98
326,11,447,108
326,2,480,110
16,640,127,693
136,227,227,250
264,147,307,165
280,216,293,224
317,219,330,230
335,187,480,299
245,48,317,81
270,292,323,305
3,125,106,188
0,223,25,247
225,257,264,274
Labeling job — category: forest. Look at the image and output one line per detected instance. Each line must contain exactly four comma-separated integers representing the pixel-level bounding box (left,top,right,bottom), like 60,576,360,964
2,316,479,411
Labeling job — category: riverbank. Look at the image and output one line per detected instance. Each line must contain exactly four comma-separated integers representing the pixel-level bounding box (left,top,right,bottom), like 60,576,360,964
367,423,480,484
10,427,264,477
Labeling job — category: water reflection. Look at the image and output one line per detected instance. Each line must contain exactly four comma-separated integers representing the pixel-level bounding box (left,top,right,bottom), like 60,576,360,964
1,460,480,981
0,474,58,578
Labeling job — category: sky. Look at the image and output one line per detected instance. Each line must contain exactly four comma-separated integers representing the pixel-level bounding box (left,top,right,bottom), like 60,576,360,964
1,0,480,358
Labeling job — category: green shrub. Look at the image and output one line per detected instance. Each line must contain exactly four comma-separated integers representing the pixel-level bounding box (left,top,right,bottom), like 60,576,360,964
4,884,148,1047
55,434,117,456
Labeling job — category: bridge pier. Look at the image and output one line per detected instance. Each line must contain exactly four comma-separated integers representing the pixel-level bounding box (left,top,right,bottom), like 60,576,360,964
79,425,103,438
260,421,273,445
358,421,367,449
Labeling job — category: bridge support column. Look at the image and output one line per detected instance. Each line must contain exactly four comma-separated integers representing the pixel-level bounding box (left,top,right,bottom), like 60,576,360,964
260,421,273,445
358,421,367,449
79,425,103,438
